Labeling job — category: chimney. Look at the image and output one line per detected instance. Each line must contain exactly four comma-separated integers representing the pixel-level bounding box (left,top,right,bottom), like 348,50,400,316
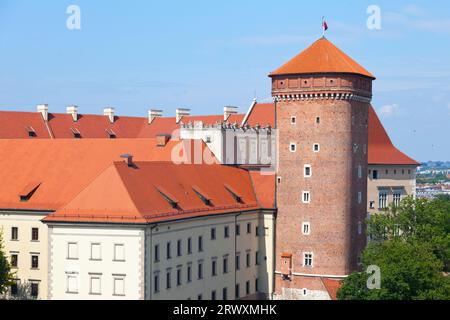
104,107,115,123
37,104,49,121
156,134,171,147
176,108,190,124
120,154,134,167
148,109,163,124
66,105,79,122
224,106,238,121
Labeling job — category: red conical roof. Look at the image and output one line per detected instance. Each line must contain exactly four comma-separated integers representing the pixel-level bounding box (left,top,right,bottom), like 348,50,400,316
270,37,375,79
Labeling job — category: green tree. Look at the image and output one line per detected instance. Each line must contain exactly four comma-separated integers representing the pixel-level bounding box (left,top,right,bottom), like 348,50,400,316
0,231,14,295
338,196,450,300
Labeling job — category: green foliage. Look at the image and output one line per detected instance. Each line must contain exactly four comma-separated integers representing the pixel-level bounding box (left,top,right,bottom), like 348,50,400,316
0,231,14,295
338,196,450,300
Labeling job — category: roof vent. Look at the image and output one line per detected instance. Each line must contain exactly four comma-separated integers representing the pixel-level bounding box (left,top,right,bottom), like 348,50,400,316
19,182,41,202
224,183,243,203
192,185,213,206
26,126,37,138
120,154,134,167
148,109,163,124
66,105,79,122
156,187,179,209
37,104,49,121
224,106,238,121
176,108,190,124
104,107,115,124
106,128,116,139
70,127,81,139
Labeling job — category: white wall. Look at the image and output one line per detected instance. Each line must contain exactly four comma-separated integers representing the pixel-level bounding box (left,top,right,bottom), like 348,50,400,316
48,225,145,300
0,211,48,300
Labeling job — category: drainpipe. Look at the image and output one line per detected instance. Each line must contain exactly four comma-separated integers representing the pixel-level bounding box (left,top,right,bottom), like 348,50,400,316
149,224,158,300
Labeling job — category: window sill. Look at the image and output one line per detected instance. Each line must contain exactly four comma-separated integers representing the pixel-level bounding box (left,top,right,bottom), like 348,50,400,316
89,293,102,296
89,259,102,262
113,260,126,263
66,291,79,295
113,294,126,297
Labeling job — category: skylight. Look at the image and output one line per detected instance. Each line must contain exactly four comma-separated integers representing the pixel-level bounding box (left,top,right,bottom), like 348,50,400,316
192,185,212,206
224,183,243,204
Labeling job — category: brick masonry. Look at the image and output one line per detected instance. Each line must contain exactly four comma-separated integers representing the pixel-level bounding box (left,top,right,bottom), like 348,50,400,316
272,73,372,299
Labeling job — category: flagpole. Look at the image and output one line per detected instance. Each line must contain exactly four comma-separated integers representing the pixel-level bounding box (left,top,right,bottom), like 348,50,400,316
322,16,325,38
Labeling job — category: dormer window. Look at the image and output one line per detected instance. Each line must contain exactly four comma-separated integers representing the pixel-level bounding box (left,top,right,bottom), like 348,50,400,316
224,184,243,204
70,127,81,139
19,182,41,202
192,185,212,206
26,126,37,138
156,187,179,209
106,128,116,139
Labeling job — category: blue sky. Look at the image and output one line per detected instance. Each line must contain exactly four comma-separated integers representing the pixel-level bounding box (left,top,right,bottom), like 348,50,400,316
0,0,449,161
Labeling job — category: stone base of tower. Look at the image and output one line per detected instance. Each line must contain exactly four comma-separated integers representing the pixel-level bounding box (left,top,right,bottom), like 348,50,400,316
273,274,343,300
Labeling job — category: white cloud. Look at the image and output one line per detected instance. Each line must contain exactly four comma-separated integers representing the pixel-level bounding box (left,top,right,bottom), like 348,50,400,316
379,104,400,117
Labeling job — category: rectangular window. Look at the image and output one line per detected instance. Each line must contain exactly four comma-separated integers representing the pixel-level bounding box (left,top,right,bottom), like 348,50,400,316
393,193,402,207
198,236,203,252
291,116,296,124
302,191,310,204
358,165,362,179
246,252,251,268
198,294,202,300
235,224,240,236
67,242,78,260
10,254,18,268
166,242,172,260
166,271,172,289
235,284,240,299
358,221,363,235
10,281,18,296
255,251,260,265
177,240,182,257
31,255,39,269
187,238,192,254
369,201,375,209
313,144,320,153
255,278,259,292
66,274,78,294
30,283,39,298
358,192,362,204
304,165,312,177
372,170,378,180
223,287,228,300
236,254,240,270
177,269,182,286
154,273,160,293
187,265,192,283
247,223,251,234
91,243,102,261
154,244,160,262
89,275,101,295
212,260,217,276
114,244,125,261
113,276,125,296
31,228,39,241
223,257,229,274
316,117,321,124
379,193,388,209
290,143,297,153
304,252,313,267
211,228,216,240
246,281,250,295
224,226,230,238
11,227,18,241
302,222,310,235
198,262,203,280
211,290,216,300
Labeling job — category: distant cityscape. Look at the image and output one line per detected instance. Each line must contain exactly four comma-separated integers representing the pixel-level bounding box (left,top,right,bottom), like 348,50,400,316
416,161,450,199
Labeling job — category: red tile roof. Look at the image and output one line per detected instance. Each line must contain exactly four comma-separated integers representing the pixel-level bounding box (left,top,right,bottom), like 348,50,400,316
0,111,50,139
270,37,375,79
249,171,276,209
321,278,342,300
368,106,420,166
0,138,213,211
44,162,260,224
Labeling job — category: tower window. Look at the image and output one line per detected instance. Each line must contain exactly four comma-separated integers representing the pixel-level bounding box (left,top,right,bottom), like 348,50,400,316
291,116,296,125
313,144,320,153
304,165,312,178
303,252,313,267
358,221,363,235
277,177,282,184
316,117,320,124
290,143,297,153
358,166,363,179
302,222,310,235
302,191,310,204
358,192,362,204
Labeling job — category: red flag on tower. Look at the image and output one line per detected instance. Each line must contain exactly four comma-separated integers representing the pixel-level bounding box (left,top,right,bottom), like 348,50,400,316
322,17,328,36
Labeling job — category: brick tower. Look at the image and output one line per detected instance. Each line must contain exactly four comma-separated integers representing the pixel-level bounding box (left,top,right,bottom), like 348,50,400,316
270,37,375,299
